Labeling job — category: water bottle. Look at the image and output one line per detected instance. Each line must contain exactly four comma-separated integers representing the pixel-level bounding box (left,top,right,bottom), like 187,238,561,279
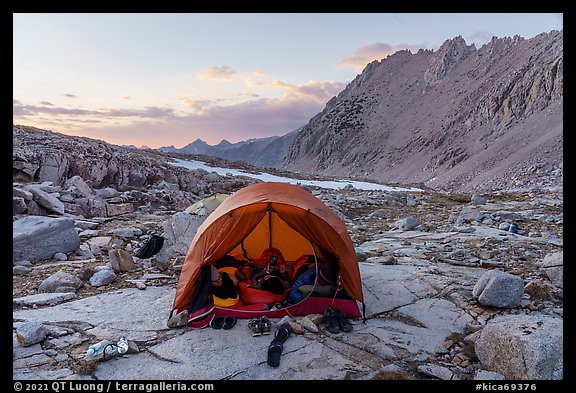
117,336,128,355
85,340,117,360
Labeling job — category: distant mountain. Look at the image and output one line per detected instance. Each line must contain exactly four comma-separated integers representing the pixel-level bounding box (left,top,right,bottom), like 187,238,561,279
123,144,152,150
158,128,301,168
283,31,563,192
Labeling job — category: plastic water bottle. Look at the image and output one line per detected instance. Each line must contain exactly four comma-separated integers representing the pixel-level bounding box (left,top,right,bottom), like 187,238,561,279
85,340,118,360
117,336,128,355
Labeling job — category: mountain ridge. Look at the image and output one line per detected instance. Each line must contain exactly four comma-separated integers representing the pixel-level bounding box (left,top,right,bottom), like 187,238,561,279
283,31,563,193
158,128,300,168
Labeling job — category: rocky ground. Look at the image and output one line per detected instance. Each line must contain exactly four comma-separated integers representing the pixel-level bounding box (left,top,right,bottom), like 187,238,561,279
13,171,563,380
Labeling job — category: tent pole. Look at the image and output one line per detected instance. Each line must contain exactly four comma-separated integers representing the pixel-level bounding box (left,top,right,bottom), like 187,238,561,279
268,203,272,249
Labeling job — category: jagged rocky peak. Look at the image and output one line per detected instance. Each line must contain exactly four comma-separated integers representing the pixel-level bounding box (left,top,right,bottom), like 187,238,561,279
424,35,477,84
284,31,563,193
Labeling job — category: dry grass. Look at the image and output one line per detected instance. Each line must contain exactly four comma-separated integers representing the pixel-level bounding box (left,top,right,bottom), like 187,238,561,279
427,192,470,206
75,359,98,375
372,370,415,380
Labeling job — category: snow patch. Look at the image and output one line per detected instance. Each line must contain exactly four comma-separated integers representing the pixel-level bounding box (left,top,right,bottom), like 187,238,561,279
168,158,422,192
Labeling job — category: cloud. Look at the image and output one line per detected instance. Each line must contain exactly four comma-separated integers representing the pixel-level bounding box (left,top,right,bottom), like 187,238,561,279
13,79,346,147
63,93,77,98
197,65,236,81
338,42,425,70
238,92,260,98
13,101,174,119
252,69,266,78
179,98,225,112
467,30,495,45
39,101,55,106
123,96,131,100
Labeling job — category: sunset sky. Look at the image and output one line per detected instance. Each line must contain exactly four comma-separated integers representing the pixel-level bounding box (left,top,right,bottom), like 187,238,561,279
13,13,563,148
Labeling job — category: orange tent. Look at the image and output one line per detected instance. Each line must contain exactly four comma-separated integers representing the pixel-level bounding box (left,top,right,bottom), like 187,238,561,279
170,182,364,327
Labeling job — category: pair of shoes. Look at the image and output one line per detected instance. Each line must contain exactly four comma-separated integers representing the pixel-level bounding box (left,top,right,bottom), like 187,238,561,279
323,306,353,333
323,306,340,334
248,316,271,336
267,323,292,367
211,316,237,330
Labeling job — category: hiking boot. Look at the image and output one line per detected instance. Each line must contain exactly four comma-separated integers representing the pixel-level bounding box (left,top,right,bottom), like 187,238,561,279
335,309,353,332
323,306,340,334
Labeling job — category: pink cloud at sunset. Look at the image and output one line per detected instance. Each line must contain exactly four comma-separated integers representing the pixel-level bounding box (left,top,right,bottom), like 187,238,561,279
196,65,237,81
13,79,345,147
338,41,426,70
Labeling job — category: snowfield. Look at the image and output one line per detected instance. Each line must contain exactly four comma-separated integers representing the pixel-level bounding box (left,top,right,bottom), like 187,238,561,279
168,158,422,192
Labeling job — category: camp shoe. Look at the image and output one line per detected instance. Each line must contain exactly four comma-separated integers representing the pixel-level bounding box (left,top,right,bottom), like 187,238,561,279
335,309,353,332
323,306,340,334
248,318,262,336
260,316,271,335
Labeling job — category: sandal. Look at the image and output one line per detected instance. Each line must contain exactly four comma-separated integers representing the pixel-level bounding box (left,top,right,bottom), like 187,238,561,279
267,343,283,367
223,316,237,330
260,316,271,335
248,318,262,336
267,323,292,367
210,316,225,329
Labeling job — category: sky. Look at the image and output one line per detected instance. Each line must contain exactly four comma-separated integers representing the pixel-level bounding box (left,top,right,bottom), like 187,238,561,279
13,13,563,148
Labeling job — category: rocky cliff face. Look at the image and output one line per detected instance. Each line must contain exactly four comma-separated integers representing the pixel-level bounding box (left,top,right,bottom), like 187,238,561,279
13,125,251,217
284,31,563,192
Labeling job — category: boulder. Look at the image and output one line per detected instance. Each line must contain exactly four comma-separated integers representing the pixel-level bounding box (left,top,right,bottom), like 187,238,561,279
87,236,112,255
54,252,68,261
540,251,563,288
97,187,118,199
473,370,506,380
394,216,420,231
472,269,524,308
64,175,93,198
13,293,76,308
13,187,33,201
106,203,134,217
475,314,563,380
13,216,80,261
109,227,142,238
89,269,118,287
13,197,27,214
16,322,49,347
471,194,487,205
24,185,65,215
76,196,107,218
456,206,484,225
108,249,135,273
155,213,205,263
36,153,68,184
77,244,96,259
39,270,83,293
13,159,39,181
13,265,31,276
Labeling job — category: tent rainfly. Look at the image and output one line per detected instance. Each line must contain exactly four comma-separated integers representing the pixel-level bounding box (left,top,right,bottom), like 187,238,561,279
169,182,365,329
